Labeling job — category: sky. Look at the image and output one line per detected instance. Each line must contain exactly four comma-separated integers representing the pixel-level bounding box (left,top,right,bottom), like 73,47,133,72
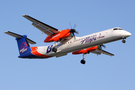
0,0,135,90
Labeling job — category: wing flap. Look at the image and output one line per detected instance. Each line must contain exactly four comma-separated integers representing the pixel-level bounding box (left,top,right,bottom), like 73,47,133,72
32,22,53,36
5,31,36,44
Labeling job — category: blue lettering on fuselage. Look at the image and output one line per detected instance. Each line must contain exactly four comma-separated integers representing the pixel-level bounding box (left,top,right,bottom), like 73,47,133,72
47,45,53,53
46,43,62,53
81,35,105,44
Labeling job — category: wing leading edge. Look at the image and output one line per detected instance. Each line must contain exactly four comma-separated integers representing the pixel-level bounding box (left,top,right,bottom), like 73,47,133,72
23,15,60,36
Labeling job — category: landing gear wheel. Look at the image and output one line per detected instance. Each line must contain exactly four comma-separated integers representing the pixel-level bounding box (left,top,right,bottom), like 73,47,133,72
52,47,57,52
80,59,86,64
122,39,126,43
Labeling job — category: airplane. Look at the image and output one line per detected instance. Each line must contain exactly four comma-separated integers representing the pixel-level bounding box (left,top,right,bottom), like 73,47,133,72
5,15,131,64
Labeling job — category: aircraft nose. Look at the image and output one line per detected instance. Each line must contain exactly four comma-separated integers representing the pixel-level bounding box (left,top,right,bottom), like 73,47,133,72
122,31,131,37
126,32,131,37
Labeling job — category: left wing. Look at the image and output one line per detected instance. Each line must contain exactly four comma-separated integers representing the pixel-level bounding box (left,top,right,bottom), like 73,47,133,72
23,15,60,36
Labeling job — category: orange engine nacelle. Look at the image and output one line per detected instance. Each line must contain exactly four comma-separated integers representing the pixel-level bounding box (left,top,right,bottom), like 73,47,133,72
72,46,98,54
44,29,71,42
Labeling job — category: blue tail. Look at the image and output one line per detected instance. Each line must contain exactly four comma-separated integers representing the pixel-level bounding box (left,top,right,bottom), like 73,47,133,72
16,35,32,58
5,31,37,58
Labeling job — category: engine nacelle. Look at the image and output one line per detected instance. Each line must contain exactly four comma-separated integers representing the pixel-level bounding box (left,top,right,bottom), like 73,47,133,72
72,46,98,54
44,29,71,42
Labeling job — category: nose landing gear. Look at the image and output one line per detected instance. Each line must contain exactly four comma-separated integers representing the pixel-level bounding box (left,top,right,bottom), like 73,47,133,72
122,39,126,43
80,54,87,64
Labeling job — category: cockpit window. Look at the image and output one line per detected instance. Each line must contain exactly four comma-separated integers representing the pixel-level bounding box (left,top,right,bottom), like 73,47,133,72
113,28,123,30
119,28,123,30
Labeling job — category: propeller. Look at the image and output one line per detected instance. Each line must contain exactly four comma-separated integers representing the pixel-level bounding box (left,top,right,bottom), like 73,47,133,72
98,44,106,50
70,29,79,36
68,22,79,40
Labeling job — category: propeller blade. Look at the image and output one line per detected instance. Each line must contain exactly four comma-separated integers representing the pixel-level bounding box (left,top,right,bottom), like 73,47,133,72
68,23,79,40
75,31,79,34
72,33,75,36
98,45,106,50
70,29,79,34
73,24,77,29
69,22,72,29
101,45,106,49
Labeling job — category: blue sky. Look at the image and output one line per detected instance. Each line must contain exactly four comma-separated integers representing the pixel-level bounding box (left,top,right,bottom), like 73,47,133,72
1,0,135,90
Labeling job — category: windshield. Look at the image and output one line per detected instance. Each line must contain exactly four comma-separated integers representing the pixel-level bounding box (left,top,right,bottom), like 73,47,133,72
113,28,123,30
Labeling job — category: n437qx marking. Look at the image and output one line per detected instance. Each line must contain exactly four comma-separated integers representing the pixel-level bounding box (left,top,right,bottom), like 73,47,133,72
5,15,131,64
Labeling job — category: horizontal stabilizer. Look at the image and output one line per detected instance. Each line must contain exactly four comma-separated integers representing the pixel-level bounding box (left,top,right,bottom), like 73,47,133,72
5,31,36,44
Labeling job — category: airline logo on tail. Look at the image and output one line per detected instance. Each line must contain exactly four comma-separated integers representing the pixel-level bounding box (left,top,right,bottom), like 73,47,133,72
19,42,28,53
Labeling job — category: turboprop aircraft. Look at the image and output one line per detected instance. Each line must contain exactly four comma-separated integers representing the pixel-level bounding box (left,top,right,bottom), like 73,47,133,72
5,15,131,64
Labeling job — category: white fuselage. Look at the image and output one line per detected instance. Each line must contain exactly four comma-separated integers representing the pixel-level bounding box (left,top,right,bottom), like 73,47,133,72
35,28,131,58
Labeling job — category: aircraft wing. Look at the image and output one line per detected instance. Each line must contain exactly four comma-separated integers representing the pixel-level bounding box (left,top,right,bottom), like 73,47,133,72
91,49,114,56
23,15,60,36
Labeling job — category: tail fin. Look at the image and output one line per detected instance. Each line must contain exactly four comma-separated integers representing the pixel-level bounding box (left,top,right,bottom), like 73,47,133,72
16,35,32,57
5,31,36,58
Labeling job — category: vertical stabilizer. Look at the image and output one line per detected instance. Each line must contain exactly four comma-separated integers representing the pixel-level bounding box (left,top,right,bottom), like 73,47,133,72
16,35,32,57
5,31,36,58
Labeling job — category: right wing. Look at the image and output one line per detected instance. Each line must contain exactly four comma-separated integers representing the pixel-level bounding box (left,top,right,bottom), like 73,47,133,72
91,49,114,56
23,15,60,36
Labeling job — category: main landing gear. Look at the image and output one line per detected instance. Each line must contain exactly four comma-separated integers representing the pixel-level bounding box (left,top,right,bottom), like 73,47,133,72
81,59,86,64
80,54,87,64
